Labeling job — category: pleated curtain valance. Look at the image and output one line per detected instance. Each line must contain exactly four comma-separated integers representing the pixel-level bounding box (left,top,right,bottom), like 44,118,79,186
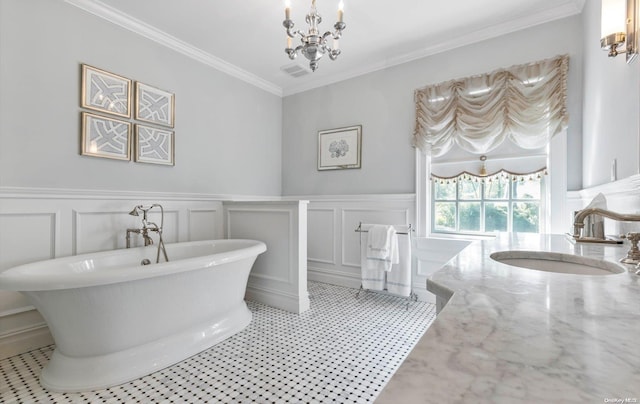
412,55,569,157
430,166,548,184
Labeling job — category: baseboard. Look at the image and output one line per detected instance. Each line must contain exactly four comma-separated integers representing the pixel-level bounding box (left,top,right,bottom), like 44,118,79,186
245,284,310,314
0,323,54,360
308,266,362,289
308,266,434,302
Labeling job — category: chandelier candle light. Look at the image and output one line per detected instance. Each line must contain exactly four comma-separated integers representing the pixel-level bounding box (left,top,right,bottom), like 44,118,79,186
283,0,346,72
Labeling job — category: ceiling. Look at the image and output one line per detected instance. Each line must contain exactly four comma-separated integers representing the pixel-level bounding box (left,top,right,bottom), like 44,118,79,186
68,0,585,96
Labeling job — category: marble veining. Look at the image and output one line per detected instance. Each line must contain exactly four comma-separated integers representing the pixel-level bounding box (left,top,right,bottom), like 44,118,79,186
377,234,640,403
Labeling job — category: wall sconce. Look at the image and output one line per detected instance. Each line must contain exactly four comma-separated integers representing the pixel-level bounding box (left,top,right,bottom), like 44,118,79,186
601,0,639,63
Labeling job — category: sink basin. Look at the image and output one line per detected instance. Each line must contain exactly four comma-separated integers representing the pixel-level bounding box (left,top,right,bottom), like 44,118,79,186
490,251,626,275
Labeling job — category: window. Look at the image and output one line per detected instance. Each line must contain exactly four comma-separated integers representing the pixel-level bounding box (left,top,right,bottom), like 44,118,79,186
432,171,544,235
412,55,568,237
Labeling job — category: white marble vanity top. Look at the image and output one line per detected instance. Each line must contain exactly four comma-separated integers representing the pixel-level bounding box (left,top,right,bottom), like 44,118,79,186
377,233,640,403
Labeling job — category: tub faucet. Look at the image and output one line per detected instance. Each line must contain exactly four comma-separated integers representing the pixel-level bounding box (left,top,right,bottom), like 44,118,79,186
573,207,640,264
126,204,169,263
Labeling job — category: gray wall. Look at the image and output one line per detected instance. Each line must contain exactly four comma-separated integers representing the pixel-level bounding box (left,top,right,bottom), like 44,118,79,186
0,0,282,196
5,1,634,198
282,15,584,195
582,0,640,188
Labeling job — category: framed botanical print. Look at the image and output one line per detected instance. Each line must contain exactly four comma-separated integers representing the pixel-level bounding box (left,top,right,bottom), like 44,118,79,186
317,125,362,170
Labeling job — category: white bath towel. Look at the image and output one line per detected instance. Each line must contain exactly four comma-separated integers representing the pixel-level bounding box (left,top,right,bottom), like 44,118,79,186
386,234,412,297
360,231,385,290
366,225,399,272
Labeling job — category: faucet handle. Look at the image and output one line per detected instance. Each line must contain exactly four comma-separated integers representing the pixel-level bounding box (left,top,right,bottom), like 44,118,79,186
620,232,640,265
621,232,640,242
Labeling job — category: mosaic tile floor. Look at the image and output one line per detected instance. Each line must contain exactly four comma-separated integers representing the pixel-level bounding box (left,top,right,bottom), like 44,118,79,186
0,282,436,403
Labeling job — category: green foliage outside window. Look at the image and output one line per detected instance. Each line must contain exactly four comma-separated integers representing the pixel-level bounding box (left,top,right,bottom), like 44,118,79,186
432,175,542,235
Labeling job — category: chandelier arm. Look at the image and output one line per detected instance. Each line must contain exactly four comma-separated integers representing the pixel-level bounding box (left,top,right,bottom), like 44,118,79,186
322,31,335,41
285,45,306,60
324,23,346,41
286,27,303,39
328,49,341,60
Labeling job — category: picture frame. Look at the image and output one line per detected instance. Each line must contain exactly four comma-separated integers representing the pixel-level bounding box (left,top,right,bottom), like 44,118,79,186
135,124,175,166
81,112,131,160
135,82,175,128
317,125,362,170
81,64,132,118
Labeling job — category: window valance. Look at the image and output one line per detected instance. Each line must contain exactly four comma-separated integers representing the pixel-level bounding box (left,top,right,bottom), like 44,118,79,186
430,166,548,184
413,55,569,157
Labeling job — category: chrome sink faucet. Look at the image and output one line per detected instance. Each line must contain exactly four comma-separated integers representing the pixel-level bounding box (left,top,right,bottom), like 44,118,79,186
126,204,169,263
573,207,640,265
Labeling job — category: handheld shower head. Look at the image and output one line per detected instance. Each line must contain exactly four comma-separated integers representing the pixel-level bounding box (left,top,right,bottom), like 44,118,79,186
129,205,151,219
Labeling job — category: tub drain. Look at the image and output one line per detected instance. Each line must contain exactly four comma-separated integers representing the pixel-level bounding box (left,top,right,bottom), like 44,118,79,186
141,259,151,266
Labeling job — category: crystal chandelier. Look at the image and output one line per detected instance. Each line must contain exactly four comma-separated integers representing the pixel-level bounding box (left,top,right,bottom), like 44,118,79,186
283,0,346,72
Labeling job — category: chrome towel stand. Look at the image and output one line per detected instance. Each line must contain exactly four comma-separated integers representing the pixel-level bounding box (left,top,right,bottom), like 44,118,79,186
355,222,418,309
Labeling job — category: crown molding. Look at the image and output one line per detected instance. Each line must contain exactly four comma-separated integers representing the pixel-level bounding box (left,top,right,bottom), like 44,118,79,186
64,0,584,98
64,0,283,97
282,0,585,96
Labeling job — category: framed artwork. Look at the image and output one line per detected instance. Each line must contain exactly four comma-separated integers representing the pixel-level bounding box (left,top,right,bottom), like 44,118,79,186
135,124,175,165
81,64,132,118
135,82,175,128
317,125,362,170
81,112,131,160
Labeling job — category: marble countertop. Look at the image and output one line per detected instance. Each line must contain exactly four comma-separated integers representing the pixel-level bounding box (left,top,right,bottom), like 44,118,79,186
377,233,640,403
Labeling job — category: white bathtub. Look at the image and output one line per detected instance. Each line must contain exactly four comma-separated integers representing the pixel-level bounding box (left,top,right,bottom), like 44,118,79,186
0,239,266,392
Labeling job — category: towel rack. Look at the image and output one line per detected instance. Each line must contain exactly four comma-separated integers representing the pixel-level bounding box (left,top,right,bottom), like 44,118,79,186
354,222,412,235
355,222,418,309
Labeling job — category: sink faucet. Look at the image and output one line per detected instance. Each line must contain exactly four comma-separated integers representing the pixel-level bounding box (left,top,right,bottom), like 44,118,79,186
126,204,169,263
573,207,640,265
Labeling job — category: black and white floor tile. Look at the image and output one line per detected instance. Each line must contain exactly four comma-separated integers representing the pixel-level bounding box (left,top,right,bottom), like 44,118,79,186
1,282,436,403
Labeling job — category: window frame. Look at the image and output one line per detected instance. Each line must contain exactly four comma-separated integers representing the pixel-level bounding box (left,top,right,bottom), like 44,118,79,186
415,132,566,239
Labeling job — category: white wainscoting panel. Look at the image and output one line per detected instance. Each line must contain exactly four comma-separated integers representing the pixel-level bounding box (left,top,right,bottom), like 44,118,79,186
0,210,59,359
0,212,57,271
0,188,227,359
302,195,417,292
188,209,223,241
223,200,309,314
307,208,336,265
74,210,136,254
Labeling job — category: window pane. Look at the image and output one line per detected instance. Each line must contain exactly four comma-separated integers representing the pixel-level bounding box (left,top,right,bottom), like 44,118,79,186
485,202,508,232
512,177,541,199
513,202,539,233
458,178,480,200
434,181,456,200
459,202,480,232
434,202,456,231
484,176,509,199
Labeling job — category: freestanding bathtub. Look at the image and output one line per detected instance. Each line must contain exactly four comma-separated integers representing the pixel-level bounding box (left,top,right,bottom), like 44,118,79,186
0,239,266,392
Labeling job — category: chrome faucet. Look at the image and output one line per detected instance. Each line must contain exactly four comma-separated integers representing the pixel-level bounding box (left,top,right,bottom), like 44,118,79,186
126,204,169,263
573,207,640,265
